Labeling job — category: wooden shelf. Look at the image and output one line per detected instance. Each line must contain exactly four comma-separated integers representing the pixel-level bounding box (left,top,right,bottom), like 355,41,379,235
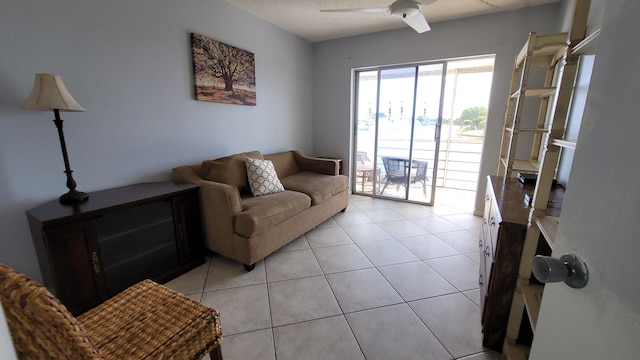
516,32,569,67
98,217,173,243
498,33,570,178
501,158,540,174
536,216,559,248
522,284,544,331
505,127,549,133
521,128,549,133
104,242,176,273
510,87,556,98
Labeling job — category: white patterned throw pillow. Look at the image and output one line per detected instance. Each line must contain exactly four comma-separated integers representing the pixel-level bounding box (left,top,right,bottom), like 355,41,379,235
245,157,285,197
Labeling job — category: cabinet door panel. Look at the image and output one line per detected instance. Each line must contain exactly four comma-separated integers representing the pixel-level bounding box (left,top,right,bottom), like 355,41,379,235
95,200,179,295
173,192,203,264
488,203,500,252
44,220,107,314
479,188,493,316
479,229,490,314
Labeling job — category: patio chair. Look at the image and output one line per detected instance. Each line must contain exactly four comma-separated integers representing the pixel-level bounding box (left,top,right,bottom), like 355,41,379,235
380,157,411,195
0,263,223,359
356,151,379,192
411,160,429,195
357,151,371,164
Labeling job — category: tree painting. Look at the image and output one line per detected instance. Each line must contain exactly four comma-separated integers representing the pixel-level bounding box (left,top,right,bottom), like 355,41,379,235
191,33,256,106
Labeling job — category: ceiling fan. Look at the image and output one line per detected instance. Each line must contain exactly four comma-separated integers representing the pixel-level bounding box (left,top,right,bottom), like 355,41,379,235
320,0,436,33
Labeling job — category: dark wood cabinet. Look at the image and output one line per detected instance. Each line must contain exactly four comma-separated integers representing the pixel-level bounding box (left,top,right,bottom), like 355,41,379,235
42,220,108,313
172,192,203,265
26,182,204,315
480,176,561,351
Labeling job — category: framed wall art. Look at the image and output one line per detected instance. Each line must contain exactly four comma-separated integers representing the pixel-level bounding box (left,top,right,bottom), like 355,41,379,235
190,32,256,106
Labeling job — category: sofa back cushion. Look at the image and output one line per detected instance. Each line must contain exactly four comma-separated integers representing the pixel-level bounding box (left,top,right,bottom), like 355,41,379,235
264,151,300,179
202,151,263,193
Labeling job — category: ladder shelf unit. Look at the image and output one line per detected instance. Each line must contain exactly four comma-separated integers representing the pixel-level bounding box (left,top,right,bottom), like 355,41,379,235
500,1,593,355
497,32,569,178
501,45,580,359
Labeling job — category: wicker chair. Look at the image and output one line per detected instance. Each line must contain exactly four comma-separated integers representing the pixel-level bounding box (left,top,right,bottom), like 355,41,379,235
0,263,223,359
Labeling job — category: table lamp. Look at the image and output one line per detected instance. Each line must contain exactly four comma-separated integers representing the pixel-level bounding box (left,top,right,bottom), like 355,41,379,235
23,73,89,204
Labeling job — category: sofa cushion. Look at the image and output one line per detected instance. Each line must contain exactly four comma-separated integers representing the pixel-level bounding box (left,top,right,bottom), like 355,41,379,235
263,151,300,179
245,158,285,197
235,191,311,237
280,172,348,205
202,151,263,194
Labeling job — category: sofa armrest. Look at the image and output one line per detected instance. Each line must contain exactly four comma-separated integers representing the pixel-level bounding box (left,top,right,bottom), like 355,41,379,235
172,166,242,254
172,165,243,215
292,151,340,176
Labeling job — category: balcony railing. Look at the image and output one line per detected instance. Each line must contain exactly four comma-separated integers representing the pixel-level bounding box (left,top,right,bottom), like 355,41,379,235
435,138,483,191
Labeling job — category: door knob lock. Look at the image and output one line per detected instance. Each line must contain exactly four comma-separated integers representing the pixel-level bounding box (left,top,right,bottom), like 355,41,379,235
532,254,588,289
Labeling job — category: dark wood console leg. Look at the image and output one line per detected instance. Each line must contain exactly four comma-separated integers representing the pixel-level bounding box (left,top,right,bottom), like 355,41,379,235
244,263,256,272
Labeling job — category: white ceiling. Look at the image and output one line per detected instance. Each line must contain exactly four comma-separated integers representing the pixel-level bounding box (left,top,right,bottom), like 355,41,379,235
225,0,561,42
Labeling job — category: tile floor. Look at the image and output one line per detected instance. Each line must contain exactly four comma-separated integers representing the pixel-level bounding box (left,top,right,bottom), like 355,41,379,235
165,194,501,360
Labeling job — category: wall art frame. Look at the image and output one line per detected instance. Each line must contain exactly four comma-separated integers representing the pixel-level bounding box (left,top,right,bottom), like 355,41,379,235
190,32,256,106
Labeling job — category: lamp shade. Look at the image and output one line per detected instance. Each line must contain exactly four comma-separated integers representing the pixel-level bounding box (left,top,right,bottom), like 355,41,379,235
23,73,85,112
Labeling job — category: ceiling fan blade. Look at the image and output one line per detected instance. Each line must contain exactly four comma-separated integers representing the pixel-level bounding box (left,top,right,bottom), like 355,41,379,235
320,7,389,13
402,11,431,33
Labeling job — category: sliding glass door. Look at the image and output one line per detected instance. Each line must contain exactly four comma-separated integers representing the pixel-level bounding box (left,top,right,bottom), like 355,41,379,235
354,63,445,205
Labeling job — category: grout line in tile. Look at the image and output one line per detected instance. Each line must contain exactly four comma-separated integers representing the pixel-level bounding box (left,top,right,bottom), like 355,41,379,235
406,298,457,360
194,194,496,359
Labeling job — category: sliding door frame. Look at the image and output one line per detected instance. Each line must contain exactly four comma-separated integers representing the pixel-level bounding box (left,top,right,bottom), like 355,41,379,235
352,60,448,205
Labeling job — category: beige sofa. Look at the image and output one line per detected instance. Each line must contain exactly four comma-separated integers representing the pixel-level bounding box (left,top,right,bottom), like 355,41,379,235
172,150,349,270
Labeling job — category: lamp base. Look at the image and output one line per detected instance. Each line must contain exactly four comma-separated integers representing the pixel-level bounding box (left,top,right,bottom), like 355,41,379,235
59,189,89,204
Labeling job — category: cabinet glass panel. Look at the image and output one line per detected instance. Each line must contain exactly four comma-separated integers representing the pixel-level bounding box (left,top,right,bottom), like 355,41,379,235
95,200,179,295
